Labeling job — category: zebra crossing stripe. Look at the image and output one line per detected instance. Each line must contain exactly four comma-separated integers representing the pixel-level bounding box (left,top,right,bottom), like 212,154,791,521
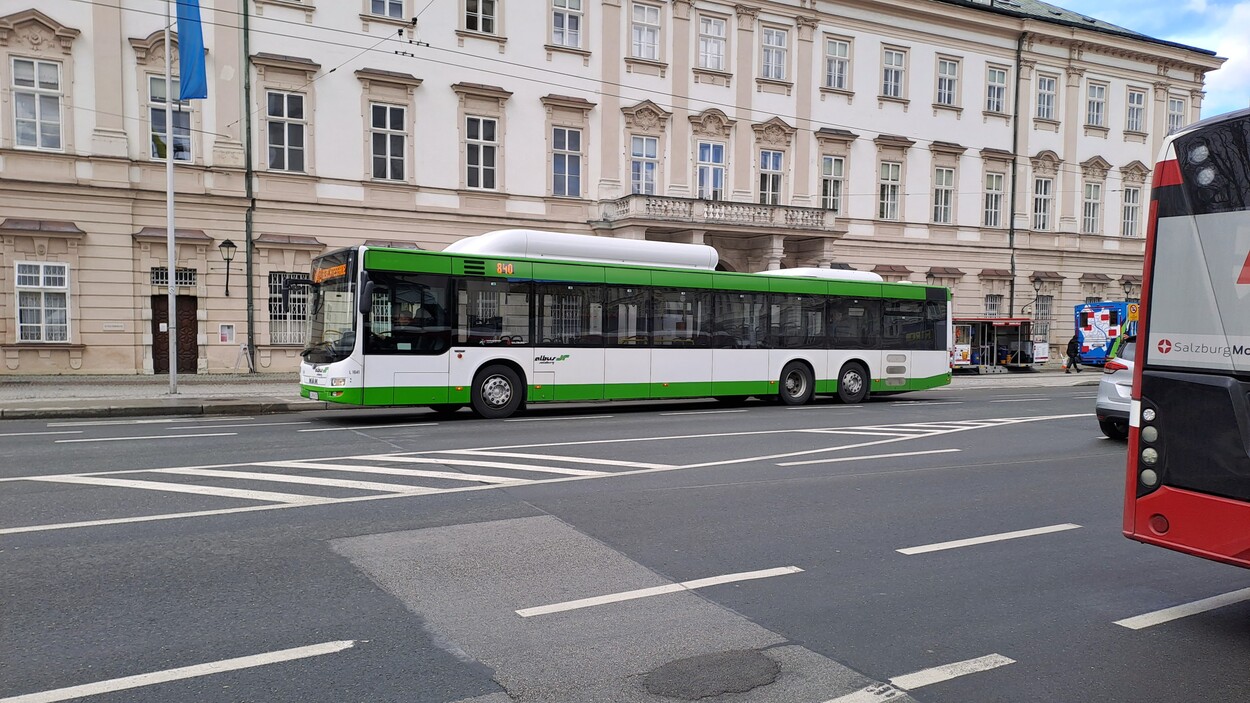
442,450,673,470
28,475,325,504
257,460,525,485
354,455,607,477
152,468,442,495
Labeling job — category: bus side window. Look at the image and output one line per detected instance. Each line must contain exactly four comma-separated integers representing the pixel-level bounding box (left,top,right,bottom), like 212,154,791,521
604,285,649,346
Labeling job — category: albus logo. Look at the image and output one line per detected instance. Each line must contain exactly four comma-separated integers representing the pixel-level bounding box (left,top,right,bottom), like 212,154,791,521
1157,339,1172,354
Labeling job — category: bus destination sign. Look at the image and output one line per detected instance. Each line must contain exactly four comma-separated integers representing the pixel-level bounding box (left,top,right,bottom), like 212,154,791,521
313,263,348,283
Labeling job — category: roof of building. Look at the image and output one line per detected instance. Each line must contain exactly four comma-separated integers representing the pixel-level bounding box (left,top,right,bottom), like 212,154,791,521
933,0,1217,55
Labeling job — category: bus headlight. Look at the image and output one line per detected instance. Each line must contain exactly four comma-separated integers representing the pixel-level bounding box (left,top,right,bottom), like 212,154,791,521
1141,426,1159,443
1140,469,1159,487
1142,408,1156,422
331,377,348,387
1141,447,1159,467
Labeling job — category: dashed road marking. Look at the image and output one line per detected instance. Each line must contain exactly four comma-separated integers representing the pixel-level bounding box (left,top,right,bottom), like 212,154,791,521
897,523,1082,555
1114,586,1250,630
54,432,237,444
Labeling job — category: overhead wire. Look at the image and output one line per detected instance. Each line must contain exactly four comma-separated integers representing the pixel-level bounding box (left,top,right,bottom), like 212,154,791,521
53,0,1161,196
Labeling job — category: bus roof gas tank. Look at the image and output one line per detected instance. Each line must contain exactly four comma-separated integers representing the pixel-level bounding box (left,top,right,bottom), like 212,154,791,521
444,229,719,270
758,267,885,283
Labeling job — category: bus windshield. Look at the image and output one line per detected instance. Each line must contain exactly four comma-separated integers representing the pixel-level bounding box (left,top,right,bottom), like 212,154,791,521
302,251,358,364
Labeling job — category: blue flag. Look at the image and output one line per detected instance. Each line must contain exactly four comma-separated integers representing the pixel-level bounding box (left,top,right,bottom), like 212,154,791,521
176,0,208,100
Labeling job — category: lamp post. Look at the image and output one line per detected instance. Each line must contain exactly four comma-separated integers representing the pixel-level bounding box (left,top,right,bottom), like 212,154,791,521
219,239,238,296
1123,278,1138,301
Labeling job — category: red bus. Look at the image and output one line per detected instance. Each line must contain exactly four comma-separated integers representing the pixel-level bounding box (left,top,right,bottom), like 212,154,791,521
1124,107,1250,567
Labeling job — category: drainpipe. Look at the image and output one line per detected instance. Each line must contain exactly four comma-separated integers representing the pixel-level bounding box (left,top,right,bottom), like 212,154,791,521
1008,30,1026,316
243,0,257,372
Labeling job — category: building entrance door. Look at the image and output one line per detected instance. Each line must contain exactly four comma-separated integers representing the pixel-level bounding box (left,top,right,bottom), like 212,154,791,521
152,295,198,374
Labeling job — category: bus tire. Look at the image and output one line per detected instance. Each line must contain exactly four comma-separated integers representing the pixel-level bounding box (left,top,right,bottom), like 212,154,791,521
779,361,815,406
427,404,464,416
836,362,869,404
471,365,524,419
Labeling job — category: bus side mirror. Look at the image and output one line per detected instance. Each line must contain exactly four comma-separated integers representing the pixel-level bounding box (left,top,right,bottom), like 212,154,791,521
358,275,375,316
281,277,313,314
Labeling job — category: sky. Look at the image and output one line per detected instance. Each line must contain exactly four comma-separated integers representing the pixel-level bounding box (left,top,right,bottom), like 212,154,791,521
1055,0,1249,117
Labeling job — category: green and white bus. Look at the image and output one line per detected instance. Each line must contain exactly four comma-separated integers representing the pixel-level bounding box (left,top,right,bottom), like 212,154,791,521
298,229,951,418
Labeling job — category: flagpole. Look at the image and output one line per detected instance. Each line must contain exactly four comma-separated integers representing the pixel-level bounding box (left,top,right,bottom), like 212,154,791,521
165,0,178,394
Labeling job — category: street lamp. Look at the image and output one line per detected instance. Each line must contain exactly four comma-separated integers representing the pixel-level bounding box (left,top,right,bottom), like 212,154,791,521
1123,278,1137,300
218,239,238,296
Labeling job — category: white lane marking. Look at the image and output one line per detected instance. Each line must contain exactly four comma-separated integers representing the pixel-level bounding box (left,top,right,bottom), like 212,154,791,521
659,409,749,416
1074,395,1099,399
787,405,862,410
166,421,313,430
153,468,441,495
799,430,926,437
0,430,84,438
354,455,606,477
47,417,252,427
516,566,803,617
887,653,1016,690
779,449,961,467
0,640,356,703
55,433,237,444
897,523,1082,555
821,684,907,703
989,398,1050,403
445,450,673,470
27,475,325,504
257,460,525,484
503,415,612,422
1114,586,1250,630
297,422,438,433
889,401,963,406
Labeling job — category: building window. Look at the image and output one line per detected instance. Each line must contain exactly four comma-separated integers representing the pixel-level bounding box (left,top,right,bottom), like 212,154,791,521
821,155,844,213
983,172,1004,227
878,161,901,220
1036,74,1056,120
552,126,582,197
1033,177,1053,231
759,149,783,205
1122,186,1141,238
1086,82,1106,127
1126,89,1145,132
698,16,726,70
466,116,498,190
371,0,403,18
150,76,191,162
552,0,582,48
632,3,660,60
466,0,497,33
696,141,725,200
986,66,1007,113
150,267,198,287
936,58,958,106
824,38,849,90
933,167,954,224
882,48,906,98
1035,294,1053,336
269,272,310,345
984,293,1002,318
266,91,306,172
761,27,787,81
1168,97,1186,133
630,135,658,195
16,262,69,342
12,58,63,151
370,103,405,181
1083,182,1102,234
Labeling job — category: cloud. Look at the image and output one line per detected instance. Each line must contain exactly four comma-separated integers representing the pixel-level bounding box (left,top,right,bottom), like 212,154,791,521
1168,2,1250,116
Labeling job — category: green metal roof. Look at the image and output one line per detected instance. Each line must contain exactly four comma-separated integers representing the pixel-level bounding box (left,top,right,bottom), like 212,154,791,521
933,0,1217,56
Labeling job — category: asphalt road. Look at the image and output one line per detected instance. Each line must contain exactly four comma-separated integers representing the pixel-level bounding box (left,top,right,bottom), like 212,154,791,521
2,385,1248,703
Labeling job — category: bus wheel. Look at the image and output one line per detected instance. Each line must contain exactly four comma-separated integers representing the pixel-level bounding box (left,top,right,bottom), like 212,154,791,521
427,404,464,416
779,362,814,406
471,365,524,419
836,363,869,404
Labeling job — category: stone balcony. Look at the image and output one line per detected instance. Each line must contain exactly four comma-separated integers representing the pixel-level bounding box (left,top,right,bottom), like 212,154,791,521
595,194,838,234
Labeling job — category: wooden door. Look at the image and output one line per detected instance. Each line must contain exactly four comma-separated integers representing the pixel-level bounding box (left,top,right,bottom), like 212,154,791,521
152,295,198,374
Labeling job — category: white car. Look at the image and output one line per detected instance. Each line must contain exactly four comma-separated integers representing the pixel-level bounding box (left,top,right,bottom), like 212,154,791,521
1095,337,1135,439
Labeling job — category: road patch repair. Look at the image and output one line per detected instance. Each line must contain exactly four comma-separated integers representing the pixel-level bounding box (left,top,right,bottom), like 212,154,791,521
332,515,918,703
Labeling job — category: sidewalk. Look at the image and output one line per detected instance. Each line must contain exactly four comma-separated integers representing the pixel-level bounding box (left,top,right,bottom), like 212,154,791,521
0,367,1098,421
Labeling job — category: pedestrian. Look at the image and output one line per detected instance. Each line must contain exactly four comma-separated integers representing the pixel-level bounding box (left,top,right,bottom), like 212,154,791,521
1065,335,1082,374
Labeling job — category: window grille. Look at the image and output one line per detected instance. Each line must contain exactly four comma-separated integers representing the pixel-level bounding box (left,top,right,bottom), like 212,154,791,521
150,267,198,287
269,272,310,345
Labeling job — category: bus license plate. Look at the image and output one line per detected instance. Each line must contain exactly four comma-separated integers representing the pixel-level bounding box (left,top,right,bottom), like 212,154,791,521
310,391,318,400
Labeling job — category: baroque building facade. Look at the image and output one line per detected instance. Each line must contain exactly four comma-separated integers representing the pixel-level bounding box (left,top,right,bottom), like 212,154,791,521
0,0,1224,374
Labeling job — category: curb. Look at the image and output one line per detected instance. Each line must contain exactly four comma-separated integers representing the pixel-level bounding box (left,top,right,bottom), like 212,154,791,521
0,399,330,420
